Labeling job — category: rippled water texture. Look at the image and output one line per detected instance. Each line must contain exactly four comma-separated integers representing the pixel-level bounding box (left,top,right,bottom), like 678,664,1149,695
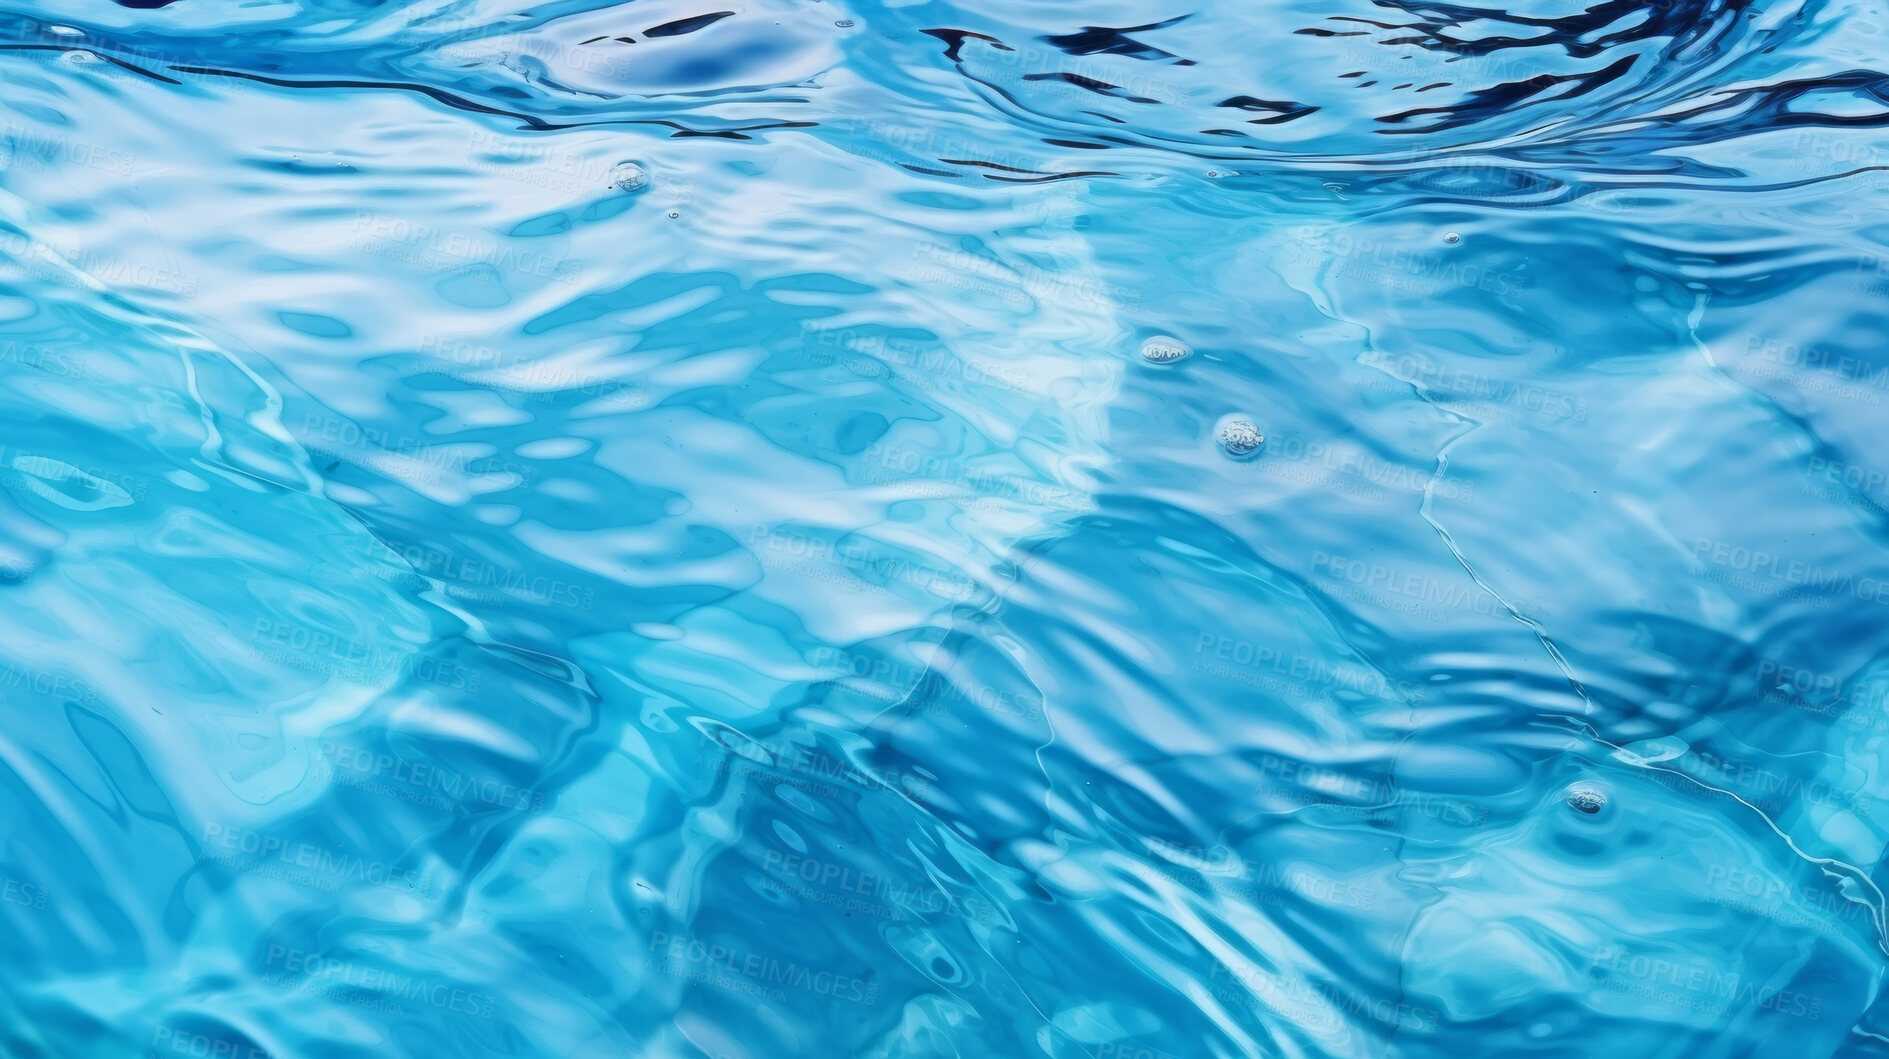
3,0,1889,1055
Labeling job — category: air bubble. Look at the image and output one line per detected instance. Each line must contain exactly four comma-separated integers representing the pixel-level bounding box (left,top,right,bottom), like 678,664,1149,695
835,19,856,28
1140,336,1191,364
1443,232,1461,245
1215,416,1264,458
609,161,650,193
1566,786,1607,814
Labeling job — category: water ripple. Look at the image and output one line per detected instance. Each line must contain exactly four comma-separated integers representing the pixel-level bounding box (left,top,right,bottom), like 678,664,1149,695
2,0,1888,1056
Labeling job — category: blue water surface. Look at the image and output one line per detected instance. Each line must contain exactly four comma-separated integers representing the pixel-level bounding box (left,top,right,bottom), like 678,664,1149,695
2,0,1889,1056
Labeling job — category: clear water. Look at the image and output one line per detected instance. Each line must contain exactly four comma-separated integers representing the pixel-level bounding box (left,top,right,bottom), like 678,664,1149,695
2,1,1888,1056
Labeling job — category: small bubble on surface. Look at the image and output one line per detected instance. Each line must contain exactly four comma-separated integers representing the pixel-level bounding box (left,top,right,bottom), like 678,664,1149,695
609,161,650,192
1140,336,1191,364
1566,786,1607,814
1215,415,1264,458
835,19,856,27
1443,231,1461,244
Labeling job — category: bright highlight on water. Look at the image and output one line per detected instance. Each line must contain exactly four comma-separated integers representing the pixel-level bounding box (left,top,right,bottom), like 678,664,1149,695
0,1,1885,1058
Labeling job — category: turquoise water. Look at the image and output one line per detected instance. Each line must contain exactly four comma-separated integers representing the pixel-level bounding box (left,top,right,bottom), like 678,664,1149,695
3,0,1889,1056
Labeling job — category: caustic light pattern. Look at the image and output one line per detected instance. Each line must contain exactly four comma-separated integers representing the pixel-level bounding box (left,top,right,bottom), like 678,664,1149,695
0,0,1887,1057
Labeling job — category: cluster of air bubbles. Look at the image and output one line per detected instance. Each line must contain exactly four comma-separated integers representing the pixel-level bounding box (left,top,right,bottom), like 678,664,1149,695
1140,336,1191,364
609,161,650,193
1216,416,1265,459
1137,336,1263,459
1566,786,1607,814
